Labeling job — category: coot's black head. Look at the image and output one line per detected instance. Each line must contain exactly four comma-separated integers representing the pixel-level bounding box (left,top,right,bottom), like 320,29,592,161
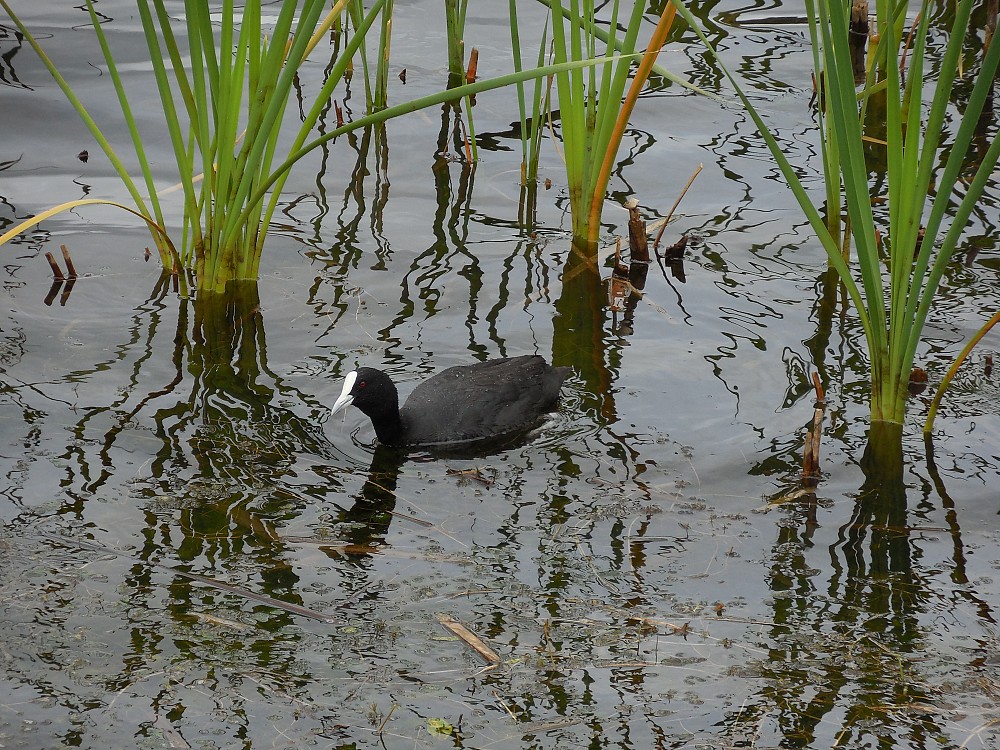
330,367,404,445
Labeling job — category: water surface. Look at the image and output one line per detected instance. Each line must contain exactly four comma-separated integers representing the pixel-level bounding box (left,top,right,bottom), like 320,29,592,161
1,1,999,748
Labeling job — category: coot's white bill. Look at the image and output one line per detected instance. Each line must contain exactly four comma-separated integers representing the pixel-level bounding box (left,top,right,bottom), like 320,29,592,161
331,370,358,416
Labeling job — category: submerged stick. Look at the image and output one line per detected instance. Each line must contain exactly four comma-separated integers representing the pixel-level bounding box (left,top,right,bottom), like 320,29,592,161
39,532,342,624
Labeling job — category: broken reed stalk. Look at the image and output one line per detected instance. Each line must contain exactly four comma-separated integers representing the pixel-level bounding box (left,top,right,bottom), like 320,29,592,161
626,198,649,262
849,0,869,82
44,252,65,281
652,163,703,249
59,244,78,278
802,372,826,488
924,309,1000,433
466,46,478,84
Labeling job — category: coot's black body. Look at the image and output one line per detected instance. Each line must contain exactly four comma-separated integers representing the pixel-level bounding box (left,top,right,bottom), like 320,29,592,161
331,355,570,448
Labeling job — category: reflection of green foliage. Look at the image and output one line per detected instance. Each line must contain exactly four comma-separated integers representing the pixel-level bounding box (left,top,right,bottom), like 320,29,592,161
673,0,1000,428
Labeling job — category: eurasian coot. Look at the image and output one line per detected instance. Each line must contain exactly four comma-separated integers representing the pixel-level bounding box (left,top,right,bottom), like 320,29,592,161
331,355,570,447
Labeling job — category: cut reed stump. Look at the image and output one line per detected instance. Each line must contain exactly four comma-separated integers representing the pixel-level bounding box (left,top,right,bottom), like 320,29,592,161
44,252,64,281
801,372,826,488
626,198,649,262
44,244,79,280
60,244,78,278
43,245,79,306
849,0,869,83
465,47,478,85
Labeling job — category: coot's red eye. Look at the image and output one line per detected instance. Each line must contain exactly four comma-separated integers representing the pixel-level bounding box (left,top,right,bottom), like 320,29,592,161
358,380,366,389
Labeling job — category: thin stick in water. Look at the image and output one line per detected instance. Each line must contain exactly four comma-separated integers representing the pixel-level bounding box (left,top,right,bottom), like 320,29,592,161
653,163,703,249
435,613,501,664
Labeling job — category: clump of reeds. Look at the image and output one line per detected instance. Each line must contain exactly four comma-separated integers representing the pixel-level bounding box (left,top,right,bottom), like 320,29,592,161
512,0,681,251
1,0,660,295
673,0,1000,429
1,0,386,294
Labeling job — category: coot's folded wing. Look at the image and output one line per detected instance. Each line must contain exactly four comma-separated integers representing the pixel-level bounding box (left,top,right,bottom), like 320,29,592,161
401,356,568,445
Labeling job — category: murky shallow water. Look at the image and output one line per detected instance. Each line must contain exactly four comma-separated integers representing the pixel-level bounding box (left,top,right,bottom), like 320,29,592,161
2,1,1000,748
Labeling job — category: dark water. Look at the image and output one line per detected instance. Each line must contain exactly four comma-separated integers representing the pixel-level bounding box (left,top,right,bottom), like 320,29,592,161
1,1,999,748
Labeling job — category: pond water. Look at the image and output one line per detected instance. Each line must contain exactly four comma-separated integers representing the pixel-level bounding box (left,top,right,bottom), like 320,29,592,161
2,1,1000,748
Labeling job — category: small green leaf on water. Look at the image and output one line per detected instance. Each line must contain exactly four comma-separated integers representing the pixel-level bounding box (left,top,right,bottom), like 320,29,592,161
427,717,454,736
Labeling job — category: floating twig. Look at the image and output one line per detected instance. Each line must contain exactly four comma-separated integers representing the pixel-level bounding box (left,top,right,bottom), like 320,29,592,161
435,613,501,664
446,467,494,488
376,703,397,736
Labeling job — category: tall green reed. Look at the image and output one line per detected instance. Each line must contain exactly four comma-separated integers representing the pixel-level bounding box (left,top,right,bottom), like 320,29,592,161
542,0,678,250
672,0,1000,428
509,1,552,228
444,0,469,86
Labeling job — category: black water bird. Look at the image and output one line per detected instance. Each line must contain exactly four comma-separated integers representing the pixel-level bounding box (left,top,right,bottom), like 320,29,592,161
331,355,570,448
